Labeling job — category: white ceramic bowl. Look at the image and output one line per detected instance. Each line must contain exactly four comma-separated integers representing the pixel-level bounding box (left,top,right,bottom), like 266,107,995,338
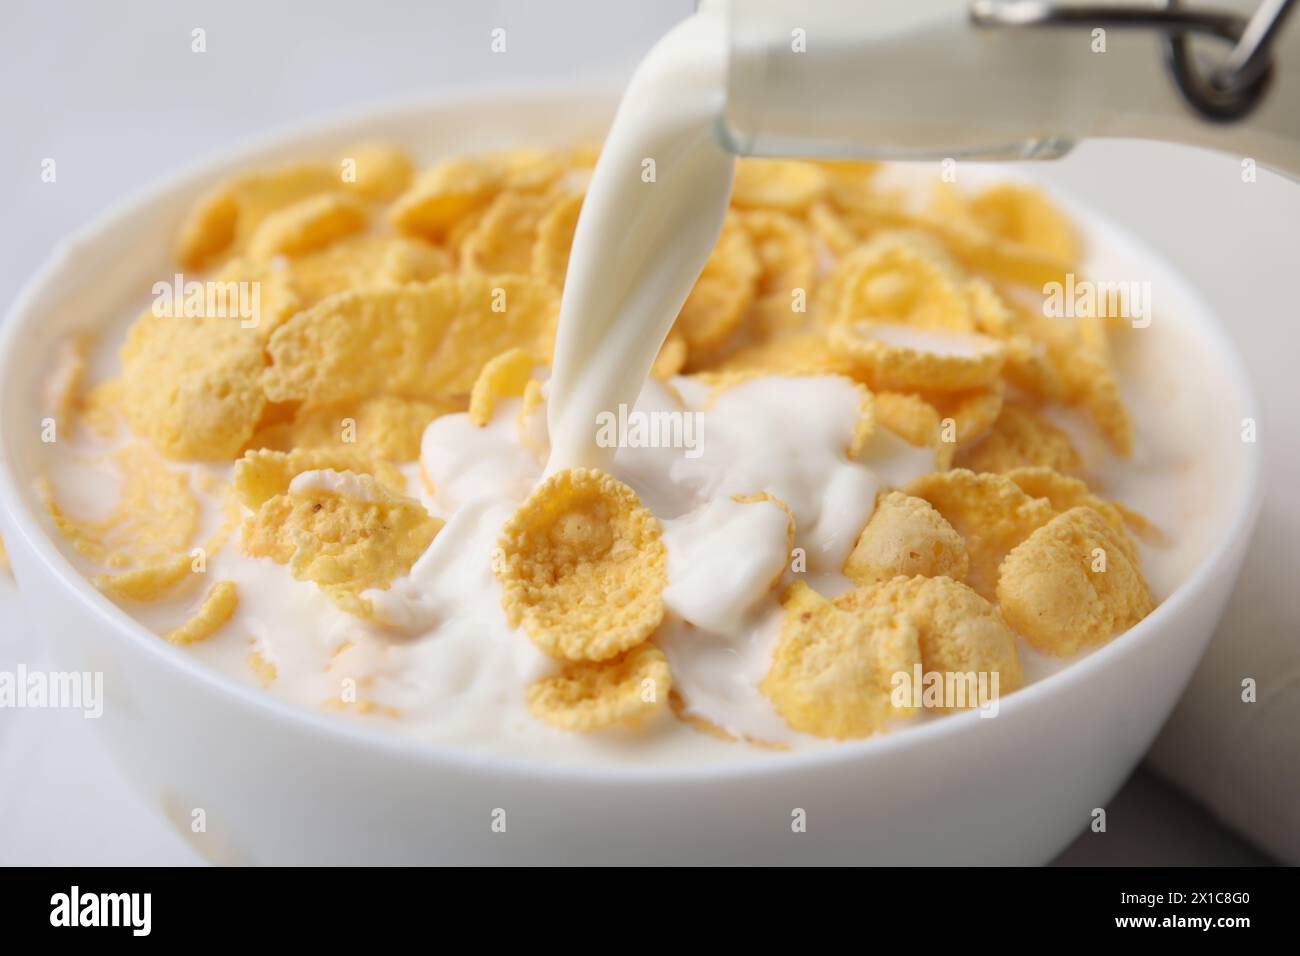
0,91,1261,864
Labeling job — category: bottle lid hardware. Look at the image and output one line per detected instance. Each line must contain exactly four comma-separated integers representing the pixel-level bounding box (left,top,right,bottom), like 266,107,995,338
970,0,1297,121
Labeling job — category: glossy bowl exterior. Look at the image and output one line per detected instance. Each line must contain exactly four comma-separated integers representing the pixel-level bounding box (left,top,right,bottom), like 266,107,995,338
0,91,1261,864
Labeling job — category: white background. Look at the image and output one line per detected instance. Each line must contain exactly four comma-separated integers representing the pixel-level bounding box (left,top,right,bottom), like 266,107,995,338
1,0,1296,864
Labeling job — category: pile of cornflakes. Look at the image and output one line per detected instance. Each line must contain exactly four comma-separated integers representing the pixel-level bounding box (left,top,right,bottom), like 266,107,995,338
42,142,1158,743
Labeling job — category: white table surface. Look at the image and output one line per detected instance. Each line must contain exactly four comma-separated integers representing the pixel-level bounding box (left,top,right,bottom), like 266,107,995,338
1,0,1295,866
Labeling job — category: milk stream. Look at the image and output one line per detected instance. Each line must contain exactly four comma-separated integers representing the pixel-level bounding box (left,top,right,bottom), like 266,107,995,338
546,7,734,473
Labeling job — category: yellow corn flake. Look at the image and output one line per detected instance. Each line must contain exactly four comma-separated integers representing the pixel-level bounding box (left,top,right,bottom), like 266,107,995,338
848,574,1023,707
175,162,343,269
233,447,404,510
496,468,667,662
829,239,974,331
741,210,816,301
830,321,1006,392
248,647,279,687
806,202,859,257
969,183,1082,267
389,156,504,240
1001,466,1142,562
673,215,760,353
95,551,199,602
527,642,671,732
246,192,370,260
731,159,828,212
760,581,921,739
1002,333,1065,402
341,142,414,201
998,506,1154,656
905,468,1056,600
0,536,8,573
248,396,446,464
242,471,443,616
872,392,935,447
843,491,970,586
263,273,557,406
703,332,851,380
652,333,689,379
955,403,1083,476
80,378,124,441
468,348,535,427
532,190,584,288
119,310,267,461
162,580,239,645
288,235,452,307
43,445,200,569
499,148,570,192
461,190,555,275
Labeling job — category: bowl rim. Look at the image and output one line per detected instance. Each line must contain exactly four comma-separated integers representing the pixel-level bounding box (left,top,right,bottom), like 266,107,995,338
0,86,1264,785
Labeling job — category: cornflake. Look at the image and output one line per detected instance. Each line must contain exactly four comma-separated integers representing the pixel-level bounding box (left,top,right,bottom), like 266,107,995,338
497,468,667,662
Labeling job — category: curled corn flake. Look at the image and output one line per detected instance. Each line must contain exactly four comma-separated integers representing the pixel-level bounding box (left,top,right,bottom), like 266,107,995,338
905,468,1056,600
43,445,200,569
497,468,667,662
846,574,1023,708
969,183,1082,268
246,192,370,260
874,391,941,448
807,202,859,257
389,156,504,239
831,321,1006,392
674,215,759,353
844,491,970,586
760,581,921,739
527,642,671,732
532,190,584,288
96,551,199,602
242,470,443,616
247,395,446,463
955,403,1083,476
1001,466,1143,564
998,506,1154,656
832,240,974,332
461,190,554,275
741,209,816,301
928,383,1005,447
341,142,414,201
262,274,557,406
703,332,852,380
233,447,404,510
731,159,828,212
469,348,535,427
175,162,343,269
163,580,239,645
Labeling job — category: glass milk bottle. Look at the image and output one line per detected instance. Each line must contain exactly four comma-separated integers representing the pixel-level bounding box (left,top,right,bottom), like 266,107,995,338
715,0,1300,176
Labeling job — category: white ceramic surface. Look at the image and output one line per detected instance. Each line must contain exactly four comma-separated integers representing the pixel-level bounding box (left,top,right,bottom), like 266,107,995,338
0,91,1262,864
